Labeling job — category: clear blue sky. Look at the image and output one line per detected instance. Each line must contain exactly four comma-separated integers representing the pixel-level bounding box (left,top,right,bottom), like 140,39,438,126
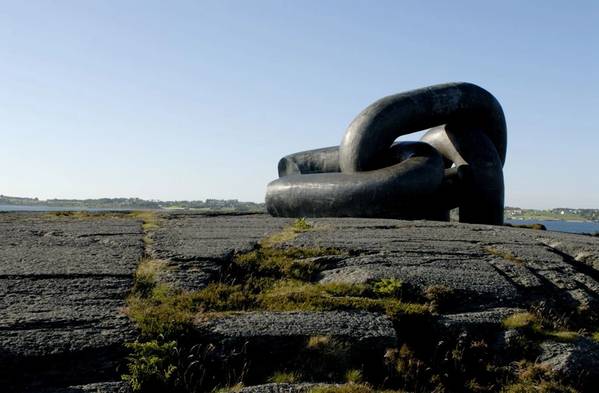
1,1,597,208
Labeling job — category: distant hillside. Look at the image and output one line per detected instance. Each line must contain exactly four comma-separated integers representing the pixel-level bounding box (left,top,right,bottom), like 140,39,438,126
505,206,599,221
0,195,265,212
2,195,597,220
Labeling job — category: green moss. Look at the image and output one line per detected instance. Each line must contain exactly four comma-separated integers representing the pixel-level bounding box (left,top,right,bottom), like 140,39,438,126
121,340,179,393
592,331,599,343
126,284,195,339
267,371,302,384
233,246,341,281
259,280,429,317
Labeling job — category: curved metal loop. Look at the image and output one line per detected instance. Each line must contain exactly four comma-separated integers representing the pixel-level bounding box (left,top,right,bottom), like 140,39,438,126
266,82,507,225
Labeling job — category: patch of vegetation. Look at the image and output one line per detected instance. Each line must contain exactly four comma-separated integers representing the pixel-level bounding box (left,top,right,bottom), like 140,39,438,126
267,371,302,384
233,246,341,281
44,210,127,219
423,284,456,312
126,284,195,339
259,280,429,317
503,312,539,330
592,331,599,343
504,222,547,230
372,278,403,298
129,211,160,231
260,218,314,246
503,312,581,343
345,369,364,384
293,217,313,232
310,384,404,393
122,340,179,392
133,258,167,297
500,362,577,393
483,246,525,264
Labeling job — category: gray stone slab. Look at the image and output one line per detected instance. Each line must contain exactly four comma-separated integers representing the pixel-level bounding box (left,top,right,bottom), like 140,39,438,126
0,215,142,276
538,339,599,386
150,214,292,289
28,381,131,393
438,307,524,330
197,311,396,343
0,213,143,390
238,383,322,393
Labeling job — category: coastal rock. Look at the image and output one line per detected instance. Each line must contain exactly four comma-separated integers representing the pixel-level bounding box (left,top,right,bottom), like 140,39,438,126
4,212,599,391
0,213,143,391
538,339,599,385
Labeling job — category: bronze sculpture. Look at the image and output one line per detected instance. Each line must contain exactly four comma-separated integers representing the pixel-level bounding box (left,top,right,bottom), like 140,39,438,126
266,82,506,225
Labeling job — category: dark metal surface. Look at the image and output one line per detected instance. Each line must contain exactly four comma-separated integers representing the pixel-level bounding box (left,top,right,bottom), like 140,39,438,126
266,82,507,224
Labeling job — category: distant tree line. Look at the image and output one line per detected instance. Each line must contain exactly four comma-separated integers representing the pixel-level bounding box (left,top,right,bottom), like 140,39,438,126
0,195,265,212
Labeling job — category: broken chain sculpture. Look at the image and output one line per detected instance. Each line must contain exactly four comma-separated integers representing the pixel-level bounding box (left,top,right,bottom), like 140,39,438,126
265,82,506,225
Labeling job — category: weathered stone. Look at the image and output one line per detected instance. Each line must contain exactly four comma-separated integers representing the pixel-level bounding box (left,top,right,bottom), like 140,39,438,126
5,212,599,391
538,339,599,385
438,308,524,331
197,311,396,344
237,383,322,393
149,214,292,290
0,213,143,391
30,381,131,393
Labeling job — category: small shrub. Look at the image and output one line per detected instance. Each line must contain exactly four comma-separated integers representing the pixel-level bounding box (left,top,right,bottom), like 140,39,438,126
372,278,403,298
122,340,179,393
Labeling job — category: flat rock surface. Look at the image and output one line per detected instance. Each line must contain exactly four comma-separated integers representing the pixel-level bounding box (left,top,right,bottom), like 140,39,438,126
149,213,292,290
4,212,599,391
198,310,396,341
149,214,599,390
287,218,599,312
237,383,320,393
0,213,143,391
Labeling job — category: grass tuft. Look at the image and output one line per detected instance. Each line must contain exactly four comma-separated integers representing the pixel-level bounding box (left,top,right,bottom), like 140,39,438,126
503,312,538,330
267,371,302,384
345,369,364,384
500,362,577,393
260,218,314,246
